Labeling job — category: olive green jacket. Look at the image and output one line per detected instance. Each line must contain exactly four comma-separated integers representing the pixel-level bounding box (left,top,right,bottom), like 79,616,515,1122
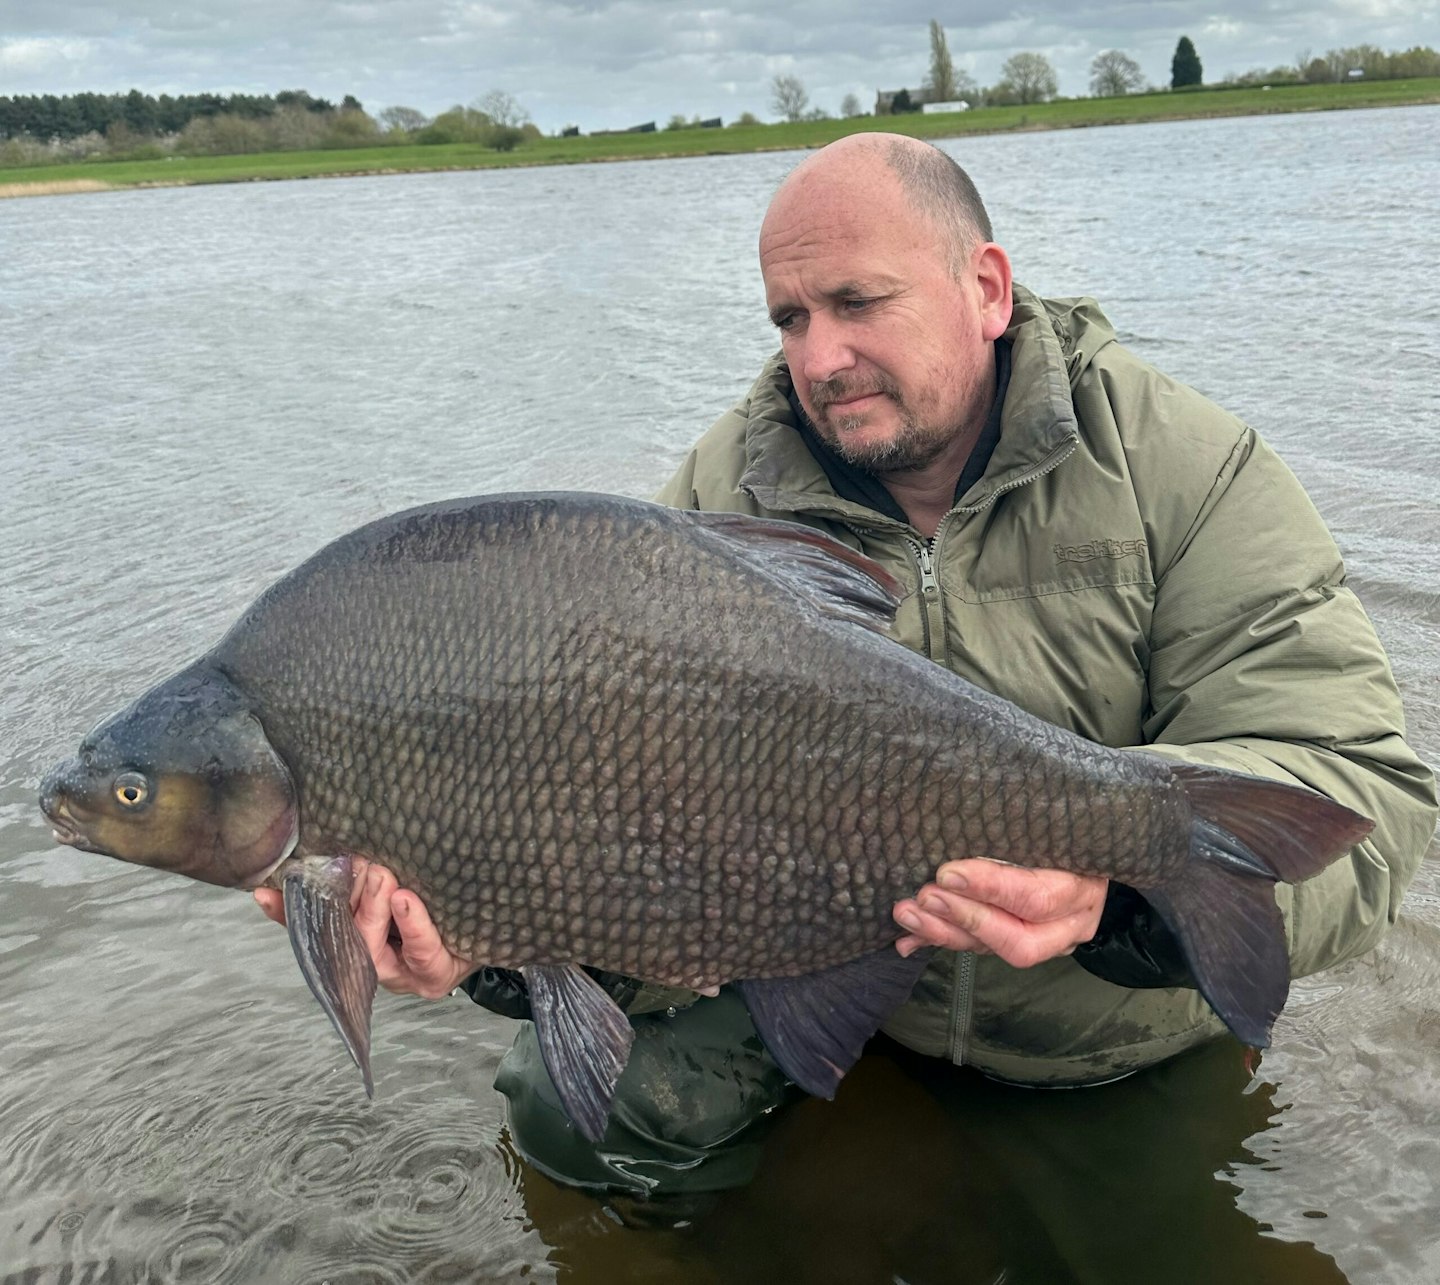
653,285,1437,1085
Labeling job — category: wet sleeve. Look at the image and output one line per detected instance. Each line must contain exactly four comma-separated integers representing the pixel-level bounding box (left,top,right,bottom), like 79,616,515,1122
1134,428,1437,980
1072,883,1193,989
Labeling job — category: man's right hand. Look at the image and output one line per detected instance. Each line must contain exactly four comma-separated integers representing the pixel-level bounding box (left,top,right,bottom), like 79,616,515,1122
253,861,476,1000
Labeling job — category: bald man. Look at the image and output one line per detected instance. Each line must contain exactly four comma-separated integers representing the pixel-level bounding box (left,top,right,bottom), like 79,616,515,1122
257,134,1435,1210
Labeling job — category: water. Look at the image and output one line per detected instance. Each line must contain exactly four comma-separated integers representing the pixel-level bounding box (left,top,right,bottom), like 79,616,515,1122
3,105,1438,1283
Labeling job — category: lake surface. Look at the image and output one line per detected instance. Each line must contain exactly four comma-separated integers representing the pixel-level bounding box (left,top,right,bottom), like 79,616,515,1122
2,104,1438,1284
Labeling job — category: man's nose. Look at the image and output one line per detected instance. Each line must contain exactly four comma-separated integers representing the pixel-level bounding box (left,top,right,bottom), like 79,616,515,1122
798,313,856,385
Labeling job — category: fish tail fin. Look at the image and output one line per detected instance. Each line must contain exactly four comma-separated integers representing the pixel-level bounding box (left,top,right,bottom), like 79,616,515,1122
1145,764,1374,1049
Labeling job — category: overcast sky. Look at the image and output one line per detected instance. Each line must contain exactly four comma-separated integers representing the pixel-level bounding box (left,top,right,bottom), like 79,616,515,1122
1,0,1434,133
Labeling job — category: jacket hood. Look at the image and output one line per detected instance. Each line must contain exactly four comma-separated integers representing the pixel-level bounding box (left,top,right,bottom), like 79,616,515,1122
737,283,1112,525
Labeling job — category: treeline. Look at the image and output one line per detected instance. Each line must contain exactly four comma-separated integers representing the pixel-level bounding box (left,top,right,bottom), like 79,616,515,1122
0,88,353,143
1227,44,1440,87
0,87,541,167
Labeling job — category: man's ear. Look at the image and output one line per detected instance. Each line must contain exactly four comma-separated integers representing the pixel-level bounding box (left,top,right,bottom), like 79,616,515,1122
975,243,1014,341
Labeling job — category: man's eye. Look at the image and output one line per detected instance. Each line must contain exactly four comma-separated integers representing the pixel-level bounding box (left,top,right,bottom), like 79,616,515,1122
842,297,876,312
774,313,797,331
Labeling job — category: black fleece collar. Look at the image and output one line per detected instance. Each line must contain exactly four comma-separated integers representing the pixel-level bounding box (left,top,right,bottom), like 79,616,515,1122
788,338,1013,529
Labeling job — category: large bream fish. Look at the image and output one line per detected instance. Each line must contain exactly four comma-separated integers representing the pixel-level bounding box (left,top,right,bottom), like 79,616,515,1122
40,493,1371,1139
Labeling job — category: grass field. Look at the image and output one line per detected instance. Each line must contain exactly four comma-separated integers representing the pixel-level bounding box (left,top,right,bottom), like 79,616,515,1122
2,77,1437,197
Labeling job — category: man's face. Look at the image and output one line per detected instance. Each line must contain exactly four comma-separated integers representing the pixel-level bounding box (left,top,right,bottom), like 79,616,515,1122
760,168,1000,475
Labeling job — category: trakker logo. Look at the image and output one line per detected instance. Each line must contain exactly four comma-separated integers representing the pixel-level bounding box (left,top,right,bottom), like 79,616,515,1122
1054,537,1148,564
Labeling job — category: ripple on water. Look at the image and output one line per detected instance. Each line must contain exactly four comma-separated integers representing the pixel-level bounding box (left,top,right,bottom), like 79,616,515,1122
1235,917,1440,1280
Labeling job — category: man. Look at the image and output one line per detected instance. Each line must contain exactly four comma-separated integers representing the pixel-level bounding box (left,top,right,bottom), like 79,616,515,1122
257,133,1435,1202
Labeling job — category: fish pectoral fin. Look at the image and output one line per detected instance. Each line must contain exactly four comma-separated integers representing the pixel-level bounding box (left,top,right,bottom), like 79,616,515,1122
737,946,934,1100
282,856,378,1096
521,963,636,1143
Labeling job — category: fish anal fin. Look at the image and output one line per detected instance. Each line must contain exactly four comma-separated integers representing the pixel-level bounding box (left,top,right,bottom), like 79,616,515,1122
737,947,933,1099
522,963,636,1143
282,856,378,1095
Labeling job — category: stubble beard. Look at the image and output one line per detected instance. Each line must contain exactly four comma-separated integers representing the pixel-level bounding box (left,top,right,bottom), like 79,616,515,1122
805,376,955,477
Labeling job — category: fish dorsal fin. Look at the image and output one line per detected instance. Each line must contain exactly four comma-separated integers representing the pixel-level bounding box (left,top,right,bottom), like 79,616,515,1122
736,946,933,1099
521,963,636,1142
688,511,901,635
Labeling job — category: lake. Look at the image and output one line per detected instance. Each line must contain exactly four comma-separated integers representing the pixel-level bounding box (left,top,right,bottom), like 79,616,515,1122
2,104,1438,1284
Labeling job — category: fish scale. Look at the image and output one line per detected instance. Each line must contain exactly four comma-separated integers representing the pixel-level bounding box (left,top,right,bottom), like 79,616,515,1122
39,491,1373,1138
223,497,1177,978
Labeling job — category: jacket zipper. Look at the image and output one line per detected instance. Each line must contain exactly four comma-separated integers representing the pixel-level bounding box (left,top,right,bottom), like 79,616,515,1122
755,438,1079,1069
905,518,976,1066
905,533,946,664
903,446,1075,1069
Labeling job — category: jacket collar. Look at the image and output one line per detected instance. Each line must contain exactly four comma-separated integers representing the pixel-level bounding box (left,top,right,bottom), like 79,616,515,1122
739,284,1090,530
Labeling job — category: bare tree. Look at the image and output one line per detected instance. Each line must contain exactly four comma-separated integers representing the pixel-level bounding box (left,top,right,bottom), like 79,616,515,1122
840,92,865,118
1000,51,1059,104
378,105,428,133
926,20,957,102
473,90,529,129
1089,50,1145,97
770,74,809,123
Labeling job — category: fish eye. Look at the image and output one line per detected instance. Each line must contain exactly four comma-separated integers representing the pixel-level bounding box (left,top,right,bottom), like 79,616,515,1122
113,772,150,808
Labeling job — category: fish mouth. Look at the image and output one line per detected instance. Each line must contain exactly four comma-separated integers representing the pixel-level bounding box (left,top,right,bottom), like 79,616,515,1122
40,796,103,853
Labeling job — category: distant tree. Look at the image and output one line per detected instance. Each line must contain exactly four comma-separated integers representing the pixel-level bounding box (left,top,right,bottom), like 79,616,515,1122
475,90,529,129
275,89,331,114
378,105,427,133
770,74,809,122
840,92,864,118
926,20,957,103
1001,52,1058,103
341,94,363,113
665,113,691,130
178,113,268,155
325,108,380,147
269,104,329,149
1172,36,1203,88
487,125,524,152
1090,50,1145,97
731,110,761,126
121,88,157,134
890,87,916,113
1388,45,1440,77
417,105,490,144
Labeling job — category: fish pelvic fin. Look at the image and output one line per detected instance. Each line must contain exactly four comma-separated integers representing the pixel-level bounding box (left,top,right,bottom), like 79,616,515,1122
283,856,378,1096
688,511,902,635
522,963,636,1143
1149,765,1375,1048
736,947,934,1099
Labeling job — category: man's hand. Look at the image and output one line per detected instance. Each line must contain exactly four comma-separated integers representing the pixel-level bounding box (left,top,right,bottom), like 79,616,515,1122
253,859,476,999
893,859,1107,968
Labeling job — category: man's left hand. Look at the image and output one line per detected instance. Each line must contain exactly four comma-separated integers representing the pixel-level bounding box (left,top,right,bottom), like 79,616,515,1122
893,859,1107,967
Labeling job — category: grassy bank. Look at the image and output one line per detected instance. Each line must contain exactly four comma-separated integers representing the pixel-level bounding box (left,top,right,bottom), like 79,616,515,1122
2,77,1437,197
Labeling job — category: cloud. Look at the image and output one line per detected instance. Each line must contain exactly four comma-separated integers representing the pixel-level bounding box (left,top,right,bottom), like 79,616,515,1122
1,0,1434,130
0,36,94,76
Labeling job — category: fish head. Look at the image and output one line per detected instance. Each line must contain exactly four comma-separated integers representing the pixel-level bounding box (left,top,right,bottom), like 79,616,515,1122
39,666,298,889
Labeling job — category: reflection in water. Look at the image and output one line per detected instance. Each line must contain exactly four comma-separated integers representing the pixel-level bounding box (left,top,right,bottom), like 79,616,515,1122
524,1039,1347,1285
